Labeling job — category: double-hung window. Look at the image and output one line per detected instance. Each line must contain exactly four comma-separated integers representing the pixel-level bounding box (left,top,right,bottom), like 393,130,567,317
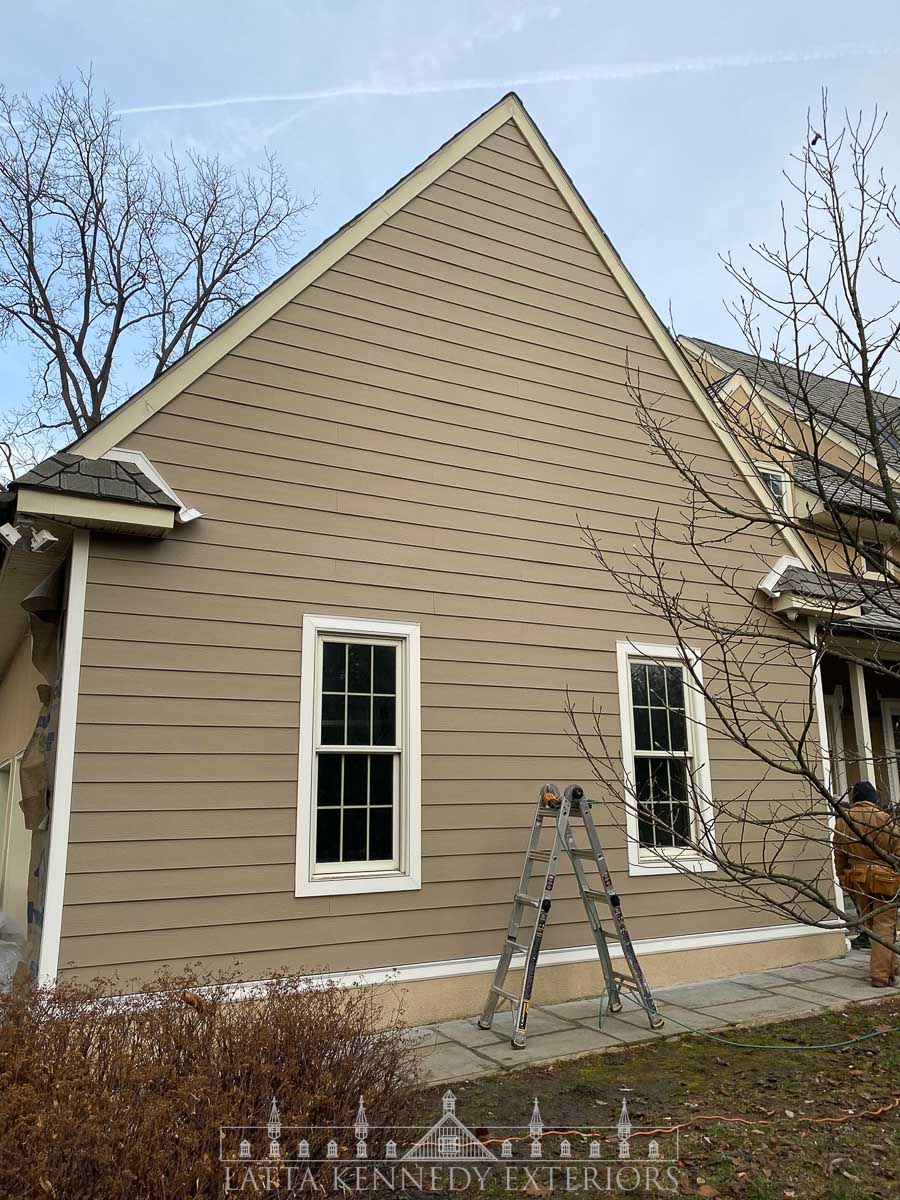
296,615,421,897
616,641,715,876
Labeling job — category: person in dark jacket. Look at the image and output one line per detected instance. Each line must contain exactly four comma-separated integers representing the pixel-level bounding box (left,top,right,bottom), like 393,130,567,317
834,781,900,986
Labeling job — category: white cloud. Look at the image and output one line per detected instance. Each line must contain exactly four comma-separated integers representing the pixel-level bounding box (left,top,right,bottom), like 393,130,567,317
116,39,900,117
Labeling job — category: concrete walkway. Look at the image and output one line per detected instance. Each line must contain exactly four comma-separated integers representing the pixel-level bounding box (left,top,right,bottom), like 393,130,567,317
410,948,898,1084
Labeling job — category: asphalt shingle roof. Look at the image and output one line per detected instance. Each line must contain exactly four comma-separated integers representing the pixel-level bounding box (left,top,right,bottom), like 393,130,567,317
790,457,891,518
773,563,900,634
14,452,179,509
688,337,900,468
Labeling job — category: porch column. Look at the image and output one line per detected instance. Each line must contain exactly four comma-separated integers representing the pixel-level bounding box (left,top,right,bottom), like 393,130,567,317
849,662,876,782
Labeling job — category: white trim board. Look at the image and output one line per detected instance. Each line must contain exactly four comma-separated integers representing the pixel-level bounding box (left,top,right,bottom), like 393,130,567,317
295,613,422,897
615,639,717,877
37,530,89,985
68,95,808,568
107,921,840,1005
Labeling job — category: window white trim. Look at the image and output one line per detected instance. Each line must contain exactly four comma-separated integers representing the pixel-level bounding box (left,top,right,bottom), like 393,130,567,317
295,614,421,897
616,640,716,877
754,461,792,515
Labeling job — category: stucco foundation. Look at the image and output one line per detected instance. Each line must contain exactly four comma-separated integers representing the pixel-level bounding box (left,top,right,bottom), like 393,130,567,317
370,929,847,1027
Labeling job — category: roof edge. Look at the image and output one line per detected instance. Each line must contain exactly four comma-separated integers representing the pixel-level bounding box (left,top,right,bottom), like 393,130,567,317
70,92,522,460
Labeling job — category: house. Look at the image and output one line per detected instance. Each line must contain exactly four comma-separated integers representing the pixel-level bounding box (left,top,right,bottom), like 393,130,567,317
0,94,844,1018
681,336,900,808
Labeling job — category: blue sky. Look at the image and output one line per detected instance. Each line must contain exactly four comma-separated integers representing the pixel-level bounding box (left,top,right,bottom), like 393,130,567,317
3,0,900,418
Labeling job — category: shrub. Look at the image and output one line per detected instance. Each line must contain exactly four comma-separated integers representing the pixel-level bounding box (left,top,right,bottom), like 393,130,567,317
0,967,423,1197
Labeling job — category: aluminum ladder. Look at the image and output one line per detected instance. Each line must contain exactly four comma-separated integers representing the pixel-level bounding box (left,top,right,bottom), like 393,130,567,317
479,782,665,1048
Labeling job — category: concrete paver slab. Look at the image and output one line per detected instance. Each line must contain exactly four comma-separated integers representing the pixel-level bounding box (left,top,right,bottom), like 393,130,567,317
792,974,898,1001
475,1025,622,1070
653,980,763,1008
415,953,881,1084
436,1007,569,1048
417,1042,497,1082
701,992,824,1024
767,964,842,984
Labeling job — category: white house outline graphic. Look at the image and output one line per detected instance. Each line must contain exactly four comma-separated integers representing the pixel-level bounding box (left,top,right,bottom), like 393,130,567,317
402,1091,497,1162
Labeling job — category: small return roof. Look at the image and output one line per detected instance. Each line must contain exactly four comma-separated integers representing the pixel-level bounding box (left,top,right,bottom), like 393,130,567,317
686,336,900,470
12,452,180,510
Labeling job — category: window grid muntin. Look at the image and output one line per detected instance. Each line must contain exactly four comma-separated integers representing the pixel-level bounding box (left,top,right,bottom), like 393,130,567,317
313,633,402,873
629,658,695,852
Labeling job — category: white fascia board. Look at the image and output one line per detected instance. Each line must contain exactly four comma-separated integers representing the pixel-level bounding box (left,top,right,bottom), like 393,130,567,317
757,554,806,597
103,448,202,523
67,96,811,571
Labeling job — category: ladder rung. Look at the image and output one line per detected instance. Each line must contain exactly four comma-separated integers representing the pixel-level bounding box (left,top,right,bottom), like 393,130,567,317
509,942,530,954
491,986,519,1003
569,849,596,860
583,888,609,900
527,850,550,862
515,892,540,908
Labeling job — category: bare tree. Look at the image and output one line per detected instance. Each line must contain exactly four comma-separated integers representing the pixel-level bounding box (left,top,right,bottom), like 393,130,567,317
0,74,312,476
575,93,900,955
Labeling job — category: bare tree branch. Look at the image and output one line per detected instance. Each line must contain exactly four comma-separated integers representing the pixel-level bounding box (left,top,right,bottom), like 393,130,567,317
0,73,313,471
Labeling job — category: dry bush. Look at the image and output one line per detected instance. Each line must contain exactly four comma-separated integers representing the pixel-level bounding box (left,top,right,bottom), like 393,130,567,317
0,966,423,1197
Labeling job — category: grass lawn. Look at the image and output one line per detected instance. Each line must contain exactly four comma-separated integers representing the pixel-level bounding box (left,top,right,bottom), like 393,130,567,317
424,996,900,1199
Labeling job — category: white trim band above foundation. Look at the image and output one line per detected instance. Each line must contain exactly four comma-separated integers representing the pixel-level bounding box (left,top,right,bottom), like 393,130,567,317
133,921,841,1005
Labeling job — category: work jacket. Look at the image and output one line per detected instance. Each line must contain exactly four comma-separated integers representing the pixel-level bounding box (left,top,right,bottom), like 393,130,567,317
833,800,900,900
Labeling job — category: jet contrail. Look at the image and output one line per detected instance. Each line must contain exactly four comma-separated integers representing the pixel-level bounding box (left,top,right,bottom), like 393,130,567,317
116,40,900,117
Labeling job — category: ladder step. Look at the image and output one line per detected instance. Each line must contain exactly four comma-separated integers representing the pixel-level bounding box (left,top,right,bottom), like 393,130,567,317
491,986,520,1003
515,892,540,909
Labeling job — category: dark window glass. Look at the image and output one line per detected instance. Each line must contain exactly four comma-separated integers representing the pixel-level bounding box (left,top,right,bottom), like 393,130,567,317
343,754,368,804
316,809,340,862
317,755,341,807
320,694,345,745
348,644,372,693
647,664,667,706
347,695,371,745
342,807,368,861
370,755,393,805
633,706,651,751
322,642,346,692
369,807,393,860
631,659,693,852
650,707,670,752
668,709,687,753
315,636,402,867
665,666,685,709
631,663,648,705
373,696,396,745
373,645,396,694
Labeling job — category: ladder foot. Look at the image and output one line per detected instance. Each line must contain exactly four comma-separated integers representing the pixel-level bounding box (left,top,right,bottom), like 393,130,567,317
650,1016,665,1029
511,1037,526,1049
608,1000,623,1013
477,1019,492,1030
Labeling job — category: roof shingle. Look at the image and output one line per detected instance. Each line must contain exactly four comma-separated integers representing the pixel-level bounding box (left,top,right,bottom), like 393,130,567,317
13,452,179,509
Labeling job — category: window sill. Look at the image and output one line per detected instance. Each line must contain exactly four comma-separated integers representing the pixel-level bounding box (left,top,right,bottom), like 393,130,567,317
627,855,718,878
295,868,421,898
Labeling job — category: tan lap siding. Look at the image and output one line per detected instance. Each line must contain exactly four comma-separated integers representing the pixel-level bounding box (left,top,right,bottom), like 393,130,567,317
60,119,801,983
